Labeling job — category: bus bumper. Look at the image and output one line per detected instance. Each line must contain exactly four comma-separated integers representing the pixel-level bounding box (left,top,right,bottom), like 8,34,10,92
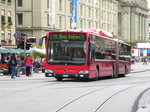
45,73,89,79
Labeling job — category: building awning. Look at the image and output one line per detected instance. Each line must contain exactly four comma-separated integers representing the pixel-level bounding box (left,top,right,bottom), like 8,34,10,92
0,48,31,54
0,45,17,49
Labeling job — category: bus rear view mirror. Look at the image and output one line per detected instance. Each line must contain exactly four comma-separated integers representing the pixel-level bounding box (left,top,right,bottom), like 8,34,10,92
39,36,46,46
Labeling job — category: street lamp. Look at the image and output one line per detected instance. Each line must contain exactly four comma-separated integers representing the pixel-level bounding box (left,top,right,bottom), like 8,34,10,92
21,33,27,60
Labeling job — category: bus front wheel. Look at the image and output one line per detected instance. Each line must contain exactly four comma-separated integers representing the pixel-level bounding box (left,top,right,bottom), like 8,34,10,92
55,77,63,81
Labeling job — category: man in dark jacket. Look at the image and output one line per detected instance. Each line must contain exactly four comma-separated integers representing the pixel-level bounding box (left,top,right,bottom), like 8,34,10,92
9,54,17,79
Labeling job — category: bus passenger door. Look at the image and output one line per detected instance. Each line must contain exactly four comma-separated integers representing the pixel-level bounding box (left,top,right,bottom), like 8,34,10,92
88,40,97,79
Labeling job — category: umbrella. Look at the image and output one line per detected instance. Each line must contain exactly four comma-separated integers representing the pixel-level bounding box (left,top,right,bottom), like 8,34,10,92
0,48,20,53
0,48,32,54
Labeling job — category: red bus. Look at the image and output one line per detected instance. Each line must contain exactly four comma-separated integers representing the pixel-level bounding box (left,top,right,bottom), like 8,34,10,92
39,29,131,81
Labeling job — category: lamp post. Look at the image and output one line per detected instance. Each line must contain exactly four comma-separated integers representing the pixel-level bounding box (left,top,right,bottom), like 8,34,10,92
22,34,27,60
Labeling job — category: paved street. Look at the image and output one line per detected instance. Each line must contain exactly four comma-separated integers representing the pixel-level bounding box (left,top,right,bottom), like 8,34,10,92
0,62,150,112
131,62,150,73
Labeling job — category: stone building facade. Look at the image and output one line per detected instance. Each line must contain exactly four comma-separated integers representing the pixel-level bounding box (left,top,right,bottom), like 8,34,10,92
0,0,16,46
3,0,148,45
148,12,150,41
118,0,149,42
16,0,119,44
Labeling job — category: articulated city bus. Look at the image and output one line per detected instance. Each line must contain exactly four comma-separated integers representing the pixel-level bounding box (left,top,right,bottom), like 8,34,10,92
39,29,131,81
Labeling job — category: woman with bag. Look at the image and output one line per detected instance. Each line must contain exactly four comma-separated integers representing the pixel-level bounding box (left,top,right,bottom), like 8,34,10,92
25,54,33,76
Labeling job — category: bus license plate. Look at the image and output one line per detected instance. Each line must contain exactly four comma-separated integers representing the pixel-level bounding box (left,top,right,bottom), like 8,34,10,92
63,75,68,77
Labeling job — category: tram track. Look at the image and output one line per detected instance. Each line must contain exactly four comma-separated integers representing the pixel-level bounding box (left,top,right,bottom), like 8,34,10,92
0,70,150,112
1,73,150,99
55,80,150,112
0,81,61,98
94,83,145,112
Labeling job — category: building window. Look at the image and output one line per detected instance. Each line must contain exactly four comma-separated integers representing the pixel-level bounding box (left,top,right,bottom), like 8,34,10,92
1,10,6,26
18,0,22,7
70,2,72,13
70,18,71,28
8,30,11,39
8,0,11,4
59,0,62,11
96,9,98,19
1,31,5,40
59,16,62,28
17,13,23,25
47,0,49,8
80,19,83,28
80,5,83,16
88,21,91,28
88,7,91,17
47,14,50,26
1,0,5,3
7,11,12,26
1,16,6,26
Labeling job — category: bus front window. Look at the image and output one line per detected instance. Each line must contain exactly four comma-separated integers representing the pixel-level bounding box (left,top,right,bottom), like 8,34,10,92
48,40,86,65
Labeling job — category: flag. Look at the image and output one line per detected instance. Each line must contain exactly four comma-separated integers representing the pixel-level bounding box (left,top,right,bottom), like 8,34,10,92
13,30,21,44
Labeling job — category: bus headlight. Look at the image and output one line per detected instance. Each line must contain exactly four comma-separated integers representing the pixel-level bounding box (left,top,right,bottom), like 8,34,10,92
79,70,89,74
45,69,54,73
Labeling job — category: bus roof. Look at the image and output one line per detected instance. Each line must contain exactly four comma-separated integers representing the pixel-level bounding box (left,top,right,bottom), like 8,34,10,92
47,29,114,39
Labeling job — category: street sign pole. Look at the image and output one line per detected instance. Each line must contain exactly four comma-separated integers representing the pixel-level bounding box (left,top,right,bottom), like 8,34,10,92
24,35,27,60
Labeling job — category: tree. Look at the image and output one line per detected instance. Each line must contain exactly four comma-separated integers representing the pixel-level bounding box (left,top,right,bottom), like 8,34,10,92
31,50,45,60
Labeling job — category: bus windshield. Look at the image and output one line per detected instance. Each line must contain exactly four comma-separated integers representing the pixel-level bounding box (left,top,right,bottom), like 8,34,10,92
48,39,86,65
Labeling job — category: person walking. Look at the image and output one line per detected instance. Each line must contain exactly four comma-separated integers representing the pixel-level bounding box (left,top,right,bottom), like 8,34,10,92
25,54,33,76
143,58,148,65
8,54,17,79
16,56,23,77
5,55,11,75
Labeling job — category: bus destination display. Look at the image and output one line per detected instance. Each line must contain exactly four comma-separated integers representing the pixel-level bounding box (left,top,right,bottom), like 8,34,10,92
50,33,85,40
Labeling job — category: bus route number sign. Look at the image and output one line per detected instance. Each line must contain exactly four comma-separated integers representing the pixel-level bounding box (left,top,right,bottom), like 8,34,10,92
51,33,85,40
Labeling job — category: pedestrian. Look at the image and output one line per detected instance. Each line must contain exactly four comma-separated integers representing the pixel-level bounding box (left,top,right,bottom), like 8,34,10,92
5,55,11,75
143,58,147,65
25,54,33,76
8,54,17,79
16,56,22,77
20,57,25,75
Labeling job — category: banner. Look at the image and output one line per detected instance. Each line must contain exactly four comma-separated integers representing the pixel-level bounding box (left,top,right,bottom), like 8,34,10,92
49,0,55,25
13,30,21,45
71,0,77,28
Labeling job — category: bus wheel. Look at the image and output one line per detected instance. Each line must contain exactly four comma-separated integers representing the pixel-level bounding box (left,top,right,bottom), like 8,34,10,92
55,77,63,81
94,68,99,81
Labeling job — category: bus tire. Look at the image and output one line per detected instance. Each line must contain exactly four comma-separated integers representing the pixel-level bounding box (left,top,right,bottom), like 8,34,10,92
42,69,45,73
94,68,99,81
55,77,63,81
